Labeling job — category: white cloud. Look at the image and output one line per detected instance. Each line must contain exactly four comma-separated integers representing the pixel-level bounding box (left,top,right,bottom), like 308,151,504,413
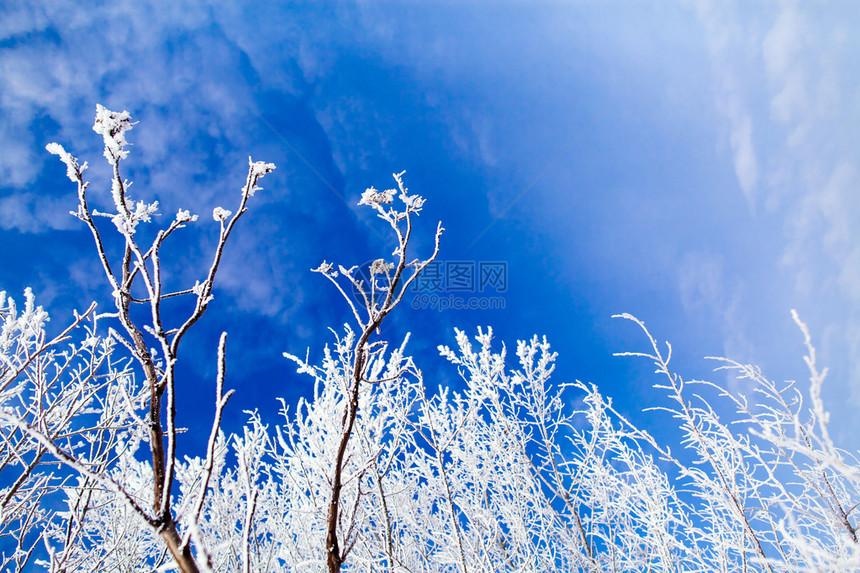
762,2,810,128
690,0,761,209
0,4,49,42
687,0,860,438
0,191,78,233
0,0,332,326
762,3,803,80
728,109,759,204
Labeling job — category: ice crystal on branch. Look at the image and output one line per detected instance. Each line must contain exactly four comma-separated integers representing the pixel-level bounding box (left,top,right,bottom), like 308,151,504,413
45,142,86,182
358,186,395,206
249,157,276,179
212,207,232,222
175,209,197,224
244,157,276,198
92,104,135,164
369,259,394,275
311,261,335,276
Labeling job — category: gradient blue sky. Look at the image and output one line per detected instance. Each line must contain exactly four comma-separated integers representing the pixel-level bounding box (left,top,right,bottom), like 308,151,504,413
2,1,860,450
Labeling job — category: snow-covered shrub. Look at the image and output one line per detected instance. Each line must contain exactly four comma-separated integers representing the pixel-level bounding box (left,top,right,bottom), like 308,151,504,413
2,105,857,573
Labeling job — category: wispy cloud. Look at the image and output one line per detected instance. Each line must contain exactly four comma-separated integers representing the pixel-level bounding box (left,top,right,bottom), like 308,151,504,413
762,3,809,128
690,0,761,209
0,0,350,323
727,110,759,207
690,0,860,437
0,192,78,233
5,0,860,443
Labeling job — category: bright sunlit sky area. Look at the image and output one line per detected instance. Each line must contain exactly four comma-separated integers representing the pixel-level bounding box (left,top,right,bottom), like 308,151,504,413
2,1,859,451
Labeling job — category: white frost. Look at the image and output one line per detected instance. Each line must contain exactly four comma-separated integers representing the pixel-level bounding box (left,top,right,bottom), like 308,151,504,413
92,104,135,164
212,207,232,222
249,156,276,179
311,261,335,276
358,187,395,207
175,209,198,224
369,259,394,275
45,142,87,182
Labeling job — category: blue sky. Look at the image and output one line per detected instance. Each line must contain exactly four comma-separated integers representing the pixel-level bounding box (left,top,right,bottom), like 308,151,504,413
2,1,860,451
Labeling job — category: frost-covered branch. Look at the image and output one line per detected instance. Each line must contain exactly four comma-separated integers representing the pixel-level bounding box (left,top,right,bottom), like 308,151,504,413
0,289,147,570
12,103,859,573
615,312,860,571
308,172,442,573
37,105,275,573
